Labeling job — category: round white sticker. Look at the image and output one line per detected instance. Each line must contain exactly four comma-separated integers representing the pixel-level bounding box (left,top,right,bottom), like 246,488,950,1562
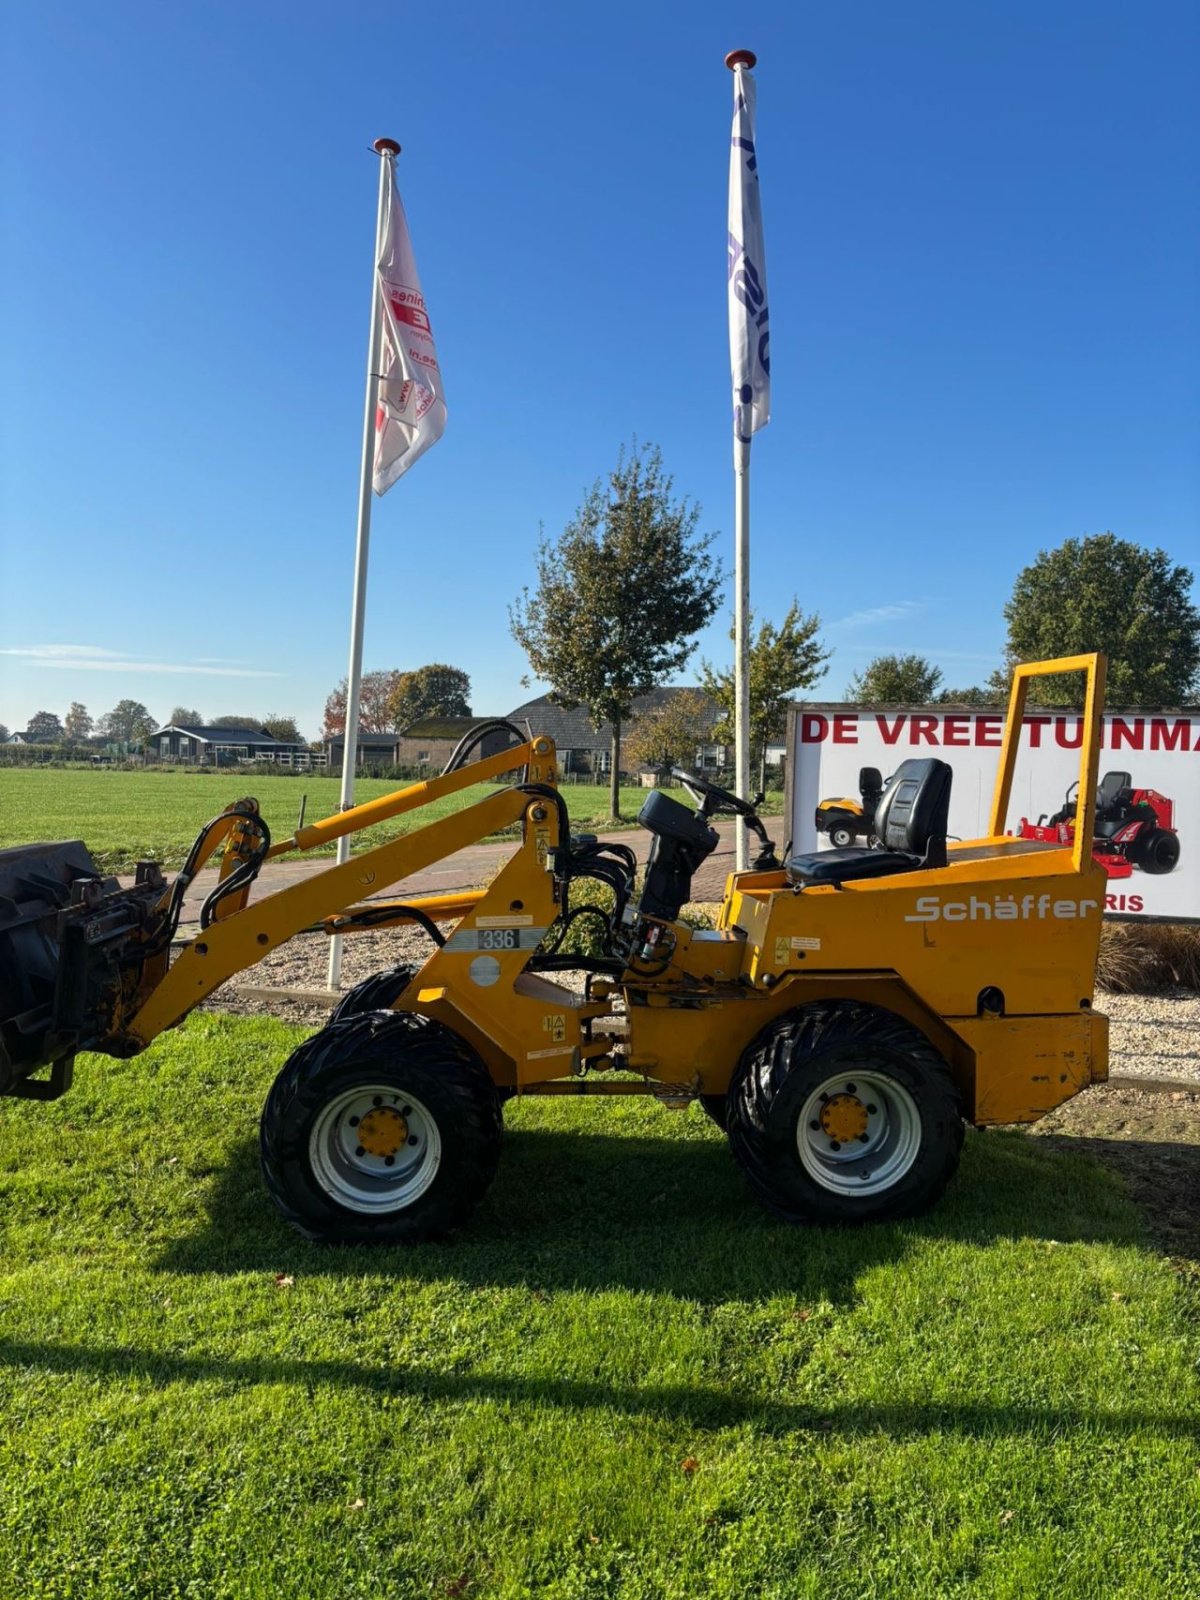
469,955,502,988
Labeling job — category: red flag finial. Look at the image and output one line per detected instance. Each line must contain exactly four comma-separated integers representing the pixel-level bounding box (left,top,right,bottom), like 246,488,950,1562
725,49,757,71
373,137,401,156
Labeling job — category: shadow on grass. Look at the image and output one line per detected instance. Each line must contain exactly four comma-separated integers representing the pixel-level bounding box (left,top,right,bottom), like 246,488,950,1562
152,1119,1145,1304
1036,1132,1200,1259
0,1335,1193,1443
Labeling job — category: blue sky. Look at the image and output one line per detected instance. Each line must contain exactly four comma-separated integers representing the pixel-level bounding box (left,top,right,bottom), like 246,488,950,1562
2,0,1197,739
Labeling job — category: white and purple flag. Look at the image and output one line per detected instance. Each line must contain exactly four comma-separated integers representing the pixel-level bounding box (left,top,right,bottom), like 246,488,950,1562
727,64,770,442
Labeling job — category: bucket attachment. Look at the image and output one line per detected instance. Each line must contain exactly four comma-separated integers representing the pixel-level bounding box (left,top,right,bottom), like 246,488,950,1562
0,843,165,1099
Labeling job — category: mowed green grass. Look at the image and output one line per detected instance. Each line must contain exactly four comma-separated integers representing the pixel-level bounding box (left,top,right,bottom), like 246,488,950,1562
1,1016,1197,1598
0,769,706,874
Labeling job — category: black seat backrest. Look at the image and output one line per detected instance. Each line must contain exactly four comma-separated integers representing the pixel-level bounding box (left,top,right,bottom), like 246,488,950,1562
859,766,883,806
1097,771,1131,810
873,758,953,859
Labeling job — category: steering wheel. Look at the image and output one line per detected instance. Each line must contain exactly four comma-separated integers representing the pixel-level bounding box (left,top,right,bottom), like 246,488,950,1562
670,768,759,819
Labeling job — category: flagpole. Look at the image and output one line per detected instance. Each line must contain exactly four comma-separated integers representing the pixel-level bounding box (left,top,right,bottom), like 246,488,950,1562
733,430,751,870
727,49,756,870
327,136,399,991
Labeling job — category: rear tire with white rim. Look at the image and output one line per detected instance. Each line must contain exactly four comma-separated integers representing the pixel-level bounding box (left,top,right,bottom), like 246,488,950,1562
727,1000,963,1225
260,1010,502,1244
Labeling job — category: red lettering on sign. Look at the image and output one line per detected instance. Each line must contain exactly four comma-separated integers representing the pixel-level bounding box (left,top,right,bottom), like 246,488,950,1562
877,715,906,746
1148,717,1190,752
911,716,938,744
388,294,432,333
800,713,829,743
976,716,1003,747
1054,716,1082,749
1111,717,1144,751
831,715,858,744
942,717,969,747
1025,716,1050,749
1105,893,1144,914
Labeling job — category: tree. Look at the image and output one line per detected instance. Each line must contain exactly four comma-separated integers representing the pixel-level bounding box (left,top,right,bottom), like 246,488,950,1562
0,725,8,744
701,601,831,788
97,700,156,744
25,710,64,742
209,714,266,731
1000,533,1200,705
322,670,404,736
63,702,93,741
510,442,722,817
624,689,714,774
262,715,302,743
387,664,472,730
847,654,943,703
936,685,1000,706
169,705,203,726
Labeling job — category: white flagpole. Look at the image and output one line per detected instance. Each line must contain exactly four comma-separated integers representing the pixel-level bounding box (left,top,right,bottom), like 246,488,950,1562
327,136,399,991
733,431,751,869
727,49,756,870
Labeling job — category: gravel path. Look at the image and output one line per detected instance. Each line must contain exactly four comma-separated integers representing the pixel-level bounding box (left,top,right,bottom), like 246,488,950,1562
1101,991,1200,1085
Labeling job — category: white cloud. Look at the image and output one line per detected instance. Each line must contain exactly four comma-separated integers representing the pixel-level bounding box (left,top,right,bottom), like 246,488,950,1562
829,601,925,629
0,644,282,679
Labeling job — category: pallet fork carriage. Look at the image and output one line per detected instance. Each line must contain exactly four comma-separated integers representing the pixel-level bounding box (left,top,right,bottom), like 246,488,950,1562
0,656,1110,1240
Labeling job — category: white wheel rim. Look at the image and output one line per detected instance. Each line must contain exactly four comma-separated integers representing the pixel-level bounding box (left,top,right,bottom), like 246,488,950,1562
796,1067,922,1197
309,1083,442,1214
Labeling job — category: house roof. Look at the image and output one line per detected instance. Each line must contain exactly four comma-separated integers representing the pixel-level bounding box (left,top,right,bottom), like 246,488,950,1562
506,688,722,748
153,724,300,746
398,716,500,740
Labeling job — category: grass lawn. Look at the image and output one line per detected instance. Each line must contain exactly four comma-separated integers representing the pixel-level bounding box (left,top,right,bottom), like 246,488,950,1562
0,769,759,875
1,1016,1197,1598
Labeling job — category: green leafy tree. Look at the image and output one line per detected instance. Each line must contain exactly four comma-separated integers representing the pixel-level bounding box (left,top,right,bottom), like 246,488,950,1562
936,685,1000,706
1000,532,1200,705
169,705,203,726
209,714,266,731
262,715,302,743
624,689,714,774
25,710,64,742
701,602,831,788
847,653,943,703
510,442,722,818
0,724,9,743
387,665,472,730
322,670,404,736
63,702,93,741
97,700,156,744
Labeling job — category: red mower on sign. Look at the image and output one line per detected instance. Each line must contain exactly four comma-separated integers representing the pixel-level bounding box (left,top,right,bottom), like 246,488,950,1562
1016,770,1181,879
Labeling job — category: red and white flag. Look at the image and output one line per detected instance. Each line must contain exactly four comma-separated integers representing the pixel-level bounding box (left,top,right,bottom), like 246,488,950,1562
372,157,446,493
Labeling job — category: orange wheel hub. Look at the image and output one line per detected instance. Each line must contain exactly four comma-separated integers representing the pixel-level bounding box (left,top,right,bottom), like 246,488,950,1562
818,1094,869,1142
356,1106,408,1157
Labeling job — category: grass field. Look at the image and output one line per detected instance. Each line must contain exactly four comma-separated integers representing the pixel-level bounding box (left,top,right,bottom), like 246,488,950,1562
1,1014,1197,1598
0,769,752,874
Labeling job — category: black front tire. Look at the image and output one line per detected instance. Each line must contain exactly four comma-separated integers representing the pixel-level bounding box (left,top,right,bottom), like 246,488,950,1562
698,1094,728,1129
727,1001,963,1225
260,1010,502,1244
827,823,855,849
329,963,418,1024
1134,829,1180,875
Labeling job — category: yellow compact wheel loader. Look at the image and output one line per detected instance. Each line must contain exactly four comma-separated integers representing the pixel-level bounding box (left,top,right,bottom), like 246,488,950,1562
0,656,1110,1242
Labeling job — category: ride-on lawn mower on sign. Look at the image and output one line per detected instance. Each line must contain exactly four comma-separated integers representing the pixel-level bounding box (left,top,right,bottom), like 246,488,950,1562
1016,770,1180,879
815,767,884,848
1,655,1111,1242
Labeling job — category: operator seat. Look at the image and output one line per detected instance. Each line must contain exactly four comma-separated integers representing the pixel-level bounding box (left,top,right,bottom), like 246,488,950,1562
787,758,953,887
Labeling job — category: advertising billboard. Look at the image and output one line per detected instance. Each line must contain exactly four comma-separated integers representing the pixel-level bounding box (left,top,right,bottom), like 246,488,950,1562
784,706,1198,920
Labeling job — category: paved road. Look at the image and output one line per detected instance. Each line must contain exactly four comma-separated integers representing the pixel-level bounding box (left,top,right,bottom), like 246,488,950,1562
135,815,774,926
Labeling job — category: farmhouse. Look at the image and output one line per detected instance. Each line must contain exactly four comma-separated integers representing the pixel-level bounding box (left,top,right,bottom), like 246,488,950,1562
150,723,307,765
506,688,729,776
